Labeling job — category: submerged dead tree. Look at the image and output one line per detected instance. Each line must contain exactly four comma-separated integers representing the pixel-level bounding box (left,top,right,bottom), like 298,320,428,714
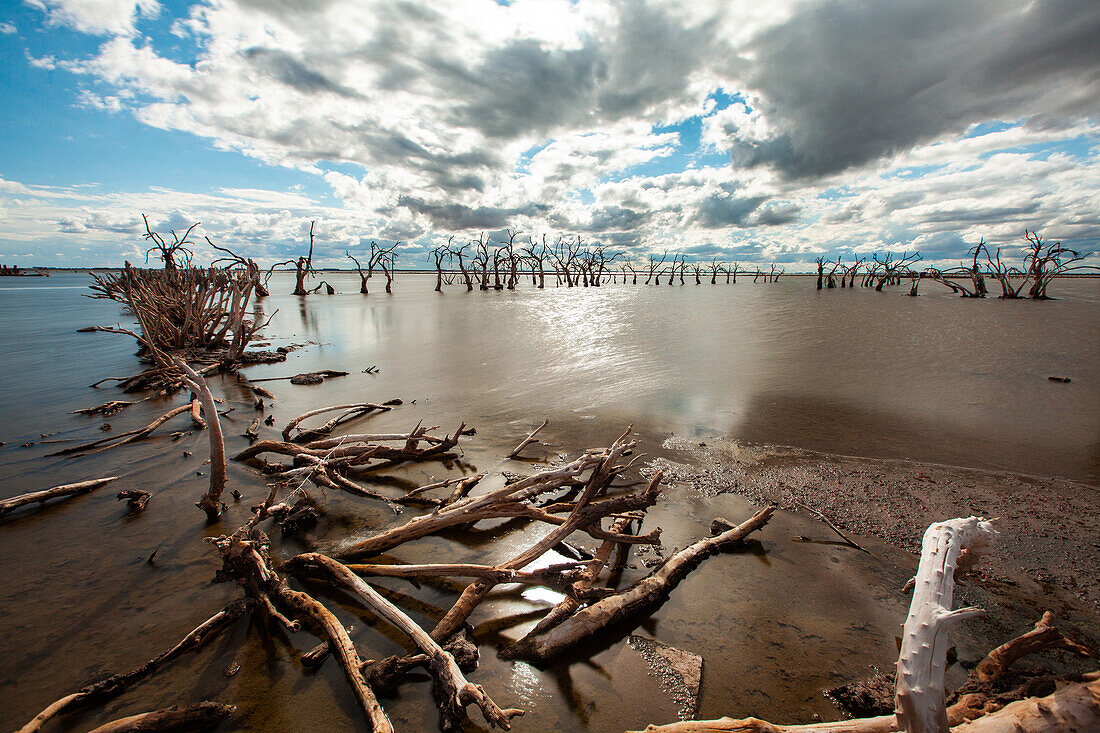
292,221,317,295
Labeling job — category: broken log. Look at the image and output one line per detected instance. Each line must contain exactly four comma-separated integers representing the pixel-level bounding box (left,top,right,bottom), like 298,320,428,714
117,489,151,511
0,477,119,518
507,418,548,459
298,554,524,731
177,359,227,518
896,517,998,733
502,506,775,664
84,702,235,733
18,601,246,733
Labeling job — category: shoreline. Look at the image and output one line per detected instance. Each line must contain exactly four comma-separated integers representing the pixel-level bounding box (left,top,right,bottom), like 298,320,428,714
654,436,1100,616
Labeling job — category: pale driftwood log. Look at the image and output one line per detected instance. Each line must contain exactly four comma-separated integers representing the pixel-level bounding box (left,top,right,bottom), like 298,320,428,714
0,477,119,518
17,602,246,733
507,418,548,459
895,517,998,733
84,702,236,733
209,528,392,732
177,359,227,518
630,673,1100,732
502,506,775,664
299,554,524,731
49,405,192,456
282,402,396,441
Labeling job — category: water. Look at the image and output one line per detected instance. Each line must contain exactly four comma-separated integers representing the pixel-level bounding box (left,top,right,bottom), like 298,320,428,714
1,271,1097,731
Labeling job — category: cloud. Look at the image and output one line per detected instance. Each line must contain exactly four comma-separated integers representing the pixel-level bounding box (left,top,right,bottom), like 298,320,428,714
724,0,1100,177
27,0,161,36
7,0,1100,270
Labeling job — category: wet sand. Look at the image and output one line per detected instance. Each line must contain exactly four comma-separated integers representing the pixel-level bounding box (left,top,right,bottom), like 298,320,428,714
655,436,1100,639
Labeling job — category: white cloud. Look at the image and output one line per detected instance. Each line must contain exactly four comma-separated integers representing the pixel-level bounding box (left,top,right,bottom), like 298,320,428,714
27,0,161,36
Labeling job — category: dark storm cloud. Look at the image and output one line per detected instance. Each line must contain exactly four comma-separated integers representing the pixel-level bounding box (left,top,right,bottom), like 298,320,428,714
446,4,718,139
735,0,1100,178
243,48,360,98
396,196,549,230
690,194,767,228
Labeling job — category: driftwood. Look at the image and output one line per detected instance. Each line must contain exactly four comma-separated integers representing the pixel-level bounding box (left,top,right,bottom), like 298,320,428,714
281,401,399,441
336,435,640,559
177,359,227,518
896,518,998,733
18,601,247,733
208,526,392,732
84,702,235,733
502,505,775,664
234,423,468,508
49,405,192,456
296,553,524,731
974,611,1091,684
507,418,548,459
117,489,151,511
0,476,119,518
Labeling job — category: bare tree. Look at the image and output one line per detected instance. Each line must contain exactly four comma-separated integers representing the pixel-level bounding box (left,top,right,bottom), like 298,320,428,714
447,237,474,291
291,221,317,295
429,242,449,292
645,253,666,285
208,236,268,297
143,214,196,270
521,235,549,289
1021,230,1093,299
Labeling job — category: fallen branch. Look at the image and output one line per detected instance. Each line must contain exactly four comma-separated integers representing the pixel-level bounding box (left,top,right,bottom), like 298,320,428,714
283,401,399,442
177,359,227,518
84,702,236,733
49,405,192,456
502,505,775,664
507,418,548,459
18,601,246,733
298,554,524,731
0,477,119,518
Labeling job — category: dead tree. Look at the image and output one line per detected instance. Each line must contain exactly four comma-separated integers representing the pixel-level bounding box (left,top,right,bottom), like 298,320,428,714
473,234,491,290
691,262,703,284
522,236,549,289
985,244,1028,299
826,257,841,288
447,238,474,291
347,250,371,294
292,221,317,295
503,230,522,289
429,244,449,292
208,239,268,298
142,214,196,271
728,261,740,284
708,258,721,284
815,256,825,290
646,253,667,285
1021,230,1094,299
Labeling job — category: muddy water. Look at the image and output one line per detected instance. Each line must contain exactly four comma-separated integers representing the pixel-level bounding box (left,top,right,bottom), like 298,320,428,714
0,272,1097,731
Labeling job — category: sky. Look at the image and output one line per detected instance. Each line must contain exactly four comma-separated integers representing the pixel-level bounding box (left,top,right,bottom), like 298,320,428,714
0,0,1098,270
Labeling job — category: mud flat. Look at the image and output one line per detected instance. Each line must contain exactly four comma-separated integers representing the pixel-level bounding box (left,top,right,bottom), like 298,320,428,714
657,436,1100,617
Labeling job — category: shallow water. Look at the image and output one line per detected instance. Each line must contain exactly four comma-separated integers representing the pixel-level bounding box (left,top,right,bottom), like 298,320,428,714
0,272,1097,731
